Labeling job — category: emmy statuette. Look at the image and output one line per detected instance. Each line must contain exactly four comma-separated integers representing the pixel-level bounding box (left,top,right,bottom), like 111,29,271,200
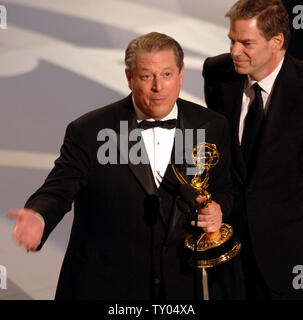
172,142,241,268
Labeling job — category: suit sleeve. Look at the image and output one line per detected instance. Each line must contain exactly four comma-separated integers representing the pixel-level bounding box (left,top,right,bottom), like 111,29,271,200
25,121,91,249
202,57,222,113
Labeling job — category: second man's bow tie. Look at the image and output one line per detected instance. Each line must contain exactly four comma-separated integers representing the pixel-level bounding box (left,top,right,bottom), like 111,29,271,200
138,119,177,130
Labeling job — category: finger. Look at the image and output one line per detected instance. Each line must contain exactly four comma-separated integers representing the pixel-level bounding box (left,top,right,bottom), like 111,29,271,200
199,202,221,215
195,195,207,204
13,226,31,246
198,204,215,216
27,243,39,252
191,220,211,228
12,224,22,241
26,244,33,252
15,233,36,250
203,202,212,209
198,209,213,216
12,232,23,246
25,237,39,251
197,214,212,222
191,217,219,227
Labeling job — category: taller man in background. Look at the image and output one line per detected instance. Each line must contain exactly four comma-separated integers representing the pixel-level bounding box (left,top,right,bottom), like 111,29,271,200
8,32,235,300
203,0,303,299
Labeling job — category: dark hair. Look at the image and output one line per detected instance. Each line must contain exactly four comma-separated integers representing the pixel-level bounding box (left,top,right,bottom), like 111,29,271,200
226,0,290,49
125,32,184,73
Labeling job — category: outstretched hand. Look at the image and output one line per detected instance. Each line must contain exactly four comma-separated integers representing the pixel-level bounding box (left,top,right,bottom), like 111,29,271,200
7,209,44,252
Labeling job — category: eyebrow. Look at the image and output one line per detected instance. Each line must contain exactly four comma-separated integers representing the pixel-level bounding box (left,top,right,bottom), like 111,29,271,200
139,67,174,72
228,34,256,42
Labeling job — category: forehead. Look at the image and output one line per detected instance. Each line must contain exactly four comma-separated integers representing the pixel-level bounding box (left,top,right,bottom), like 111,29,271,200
229,17,265,40
133,49,178,69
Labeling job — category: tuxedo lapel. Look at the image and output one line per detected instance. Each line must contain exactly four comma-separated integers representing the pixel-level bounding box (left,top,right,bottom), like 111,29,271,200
160,142,182,238
115,95,158,196
164,101,199,240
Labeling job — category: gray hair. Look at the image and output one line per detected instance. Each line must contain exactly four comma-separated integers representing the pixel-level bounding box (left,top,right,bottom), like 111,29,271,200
125,32,184,74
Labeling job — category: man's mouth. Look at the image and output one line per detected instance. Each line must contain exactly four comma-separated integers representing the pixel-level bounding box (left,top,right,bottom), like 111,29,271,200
233,59,249,65
151,97,166,102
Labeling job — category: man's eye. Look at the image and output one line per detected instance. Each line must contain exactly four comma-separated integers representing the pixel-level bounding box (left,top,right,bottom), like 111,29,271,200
142,75,151,80
164,72,172,77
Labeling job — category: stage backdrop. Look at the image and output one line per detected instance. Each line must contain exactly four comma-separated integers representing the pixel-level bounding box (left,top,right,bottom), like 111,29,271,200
0,0,301,300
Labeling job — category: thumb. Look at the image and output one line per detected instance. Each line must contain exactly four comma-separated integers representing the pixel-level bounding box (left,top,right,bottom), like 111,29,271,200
195,195,207,204
7,209,22,219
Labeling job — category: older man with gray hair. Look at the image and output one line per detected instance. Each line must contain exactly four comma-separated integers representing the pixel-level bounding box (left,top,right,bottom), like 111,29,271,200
8,32,238,300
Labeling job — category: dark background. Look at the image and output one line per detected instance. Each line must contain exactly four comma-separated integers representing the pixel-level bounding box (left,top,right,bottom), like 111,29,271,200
283,0,303,60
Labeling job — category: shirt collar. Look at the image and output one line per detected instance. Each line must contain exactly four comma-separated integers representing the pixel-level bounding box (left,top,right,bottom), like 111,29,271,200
246,56,285,94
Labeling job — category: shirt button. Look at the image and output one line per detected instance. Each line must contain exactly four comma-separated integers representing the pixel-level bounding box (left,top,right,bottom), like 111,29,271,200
154,278,160,285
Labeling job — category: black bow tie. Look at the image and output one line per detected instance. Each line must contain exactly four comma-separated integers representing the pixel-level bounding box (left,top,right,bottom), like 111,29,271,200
138,119,177,130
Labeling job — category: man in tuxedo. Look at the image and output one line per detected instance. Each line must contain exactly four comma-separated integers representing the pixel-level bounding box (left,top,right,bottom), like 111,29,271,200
203,0,303,299
8,32,235,300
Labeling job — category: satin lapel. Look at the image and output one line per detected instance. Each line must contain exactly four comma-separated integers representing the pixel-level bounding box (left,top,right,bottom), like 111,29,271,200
222,78,246,183
165,102,198,240
160,143,181,238
115,96,158,196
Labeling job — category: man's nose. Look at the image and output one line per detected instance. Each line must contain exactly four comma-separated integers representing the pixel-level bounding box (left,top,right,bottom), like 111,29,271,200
231,42,242,57
152,76,163,91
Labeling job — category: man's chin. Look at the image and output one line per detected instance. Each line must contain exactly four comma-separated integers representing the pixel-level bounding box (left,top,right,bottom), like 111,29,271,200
234,65,249,75
147,104,174,120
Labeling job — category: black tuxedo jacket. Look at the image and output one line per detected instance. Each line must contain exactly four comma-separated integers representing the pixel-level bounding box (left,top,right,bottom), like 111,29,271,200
25,94,233,300
203,53,303,294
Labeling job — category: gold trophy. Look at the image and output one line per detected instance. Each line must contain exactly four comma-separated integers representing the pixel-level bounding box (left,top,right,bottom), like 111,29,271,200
172,142,241,268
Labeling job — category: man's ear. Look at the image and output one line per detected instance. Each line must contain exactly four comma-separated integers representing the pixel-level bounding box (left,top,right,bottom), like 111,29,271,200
179,63,185,86
125,69,132,90
271,33,284,52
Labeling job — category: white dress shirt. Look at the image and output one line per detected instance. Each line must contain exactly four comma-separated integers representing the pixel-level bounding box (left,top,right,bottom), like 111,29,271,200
133,100,178,188
238,57,284,144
